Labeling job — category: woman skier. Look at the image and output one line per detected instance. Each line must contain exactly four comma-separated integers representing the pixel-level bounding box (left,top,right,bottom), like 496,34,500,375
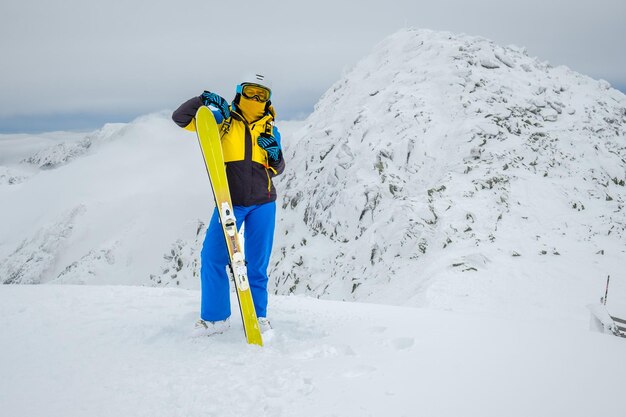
172,74,285,336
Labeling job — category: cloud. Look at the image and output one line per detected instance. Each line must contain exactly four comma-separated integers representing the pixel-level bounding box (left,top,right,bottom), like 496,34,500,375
1,0,624,131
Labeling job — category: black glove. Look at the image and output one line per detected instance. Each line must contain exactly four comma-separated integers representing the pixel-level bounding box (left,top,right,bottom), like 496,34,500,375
257,133,281,161
200,91,230,119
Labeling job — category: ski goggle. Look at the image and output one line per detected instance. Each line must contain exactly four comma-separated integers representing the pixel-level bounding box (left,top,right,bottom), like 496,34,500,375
236,83,271,102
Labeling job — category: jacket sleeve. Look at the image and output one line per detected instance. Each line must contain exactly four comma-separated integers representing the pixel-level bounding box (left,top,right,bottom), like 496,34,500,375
172,96,204,131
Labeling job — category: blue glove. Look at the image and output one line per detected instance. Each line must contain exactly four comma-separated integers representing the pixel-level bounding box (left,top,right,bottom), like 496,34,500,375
200,91,230,119
257,133,281,161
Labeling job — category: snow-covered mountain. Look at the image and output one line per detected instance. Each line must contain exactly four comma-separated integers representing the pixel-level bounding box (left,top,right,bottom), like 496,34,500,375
271,28,626,320
1,28,625,322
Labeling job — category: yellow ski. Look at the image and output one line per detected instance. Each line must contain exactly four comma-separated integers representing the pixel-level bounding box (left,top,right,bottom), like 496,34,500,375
194,106,263,346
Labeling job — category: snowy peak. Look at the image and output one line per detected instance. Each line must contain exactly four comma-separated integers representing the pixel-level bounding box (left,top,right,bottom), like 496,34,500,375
272,28,626,317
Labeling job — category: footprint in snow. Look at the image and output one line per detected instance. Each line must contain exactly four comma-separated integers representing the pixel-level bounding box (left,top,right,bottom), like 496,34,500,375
342,364,377,378
369,325,388,334
390,337,415,351
294,344,356,360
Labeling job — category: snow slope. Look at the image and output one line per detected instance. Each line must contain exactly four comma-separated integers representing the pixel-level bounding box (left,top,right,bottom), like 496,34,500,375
1,285,624,417
271,28,626,320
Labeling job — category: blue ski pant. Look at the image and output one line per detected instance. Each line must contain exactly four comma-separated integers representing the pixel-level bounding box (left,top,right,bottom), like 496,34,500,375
200,201,276,321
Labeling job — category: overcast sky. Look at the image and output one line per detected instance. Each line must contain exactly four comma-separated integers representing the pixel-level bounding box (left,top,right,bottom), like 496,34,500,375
1,0,624,133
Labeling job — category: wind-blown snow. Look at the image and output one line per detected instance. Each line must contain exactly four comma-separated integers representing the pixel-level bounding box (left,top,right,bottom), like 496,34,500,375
1,285,625,417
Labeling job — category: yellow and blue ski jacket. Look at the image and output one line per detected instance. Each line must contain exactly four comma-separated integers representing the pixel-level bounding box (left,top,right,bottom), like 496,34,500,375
172,96,285,207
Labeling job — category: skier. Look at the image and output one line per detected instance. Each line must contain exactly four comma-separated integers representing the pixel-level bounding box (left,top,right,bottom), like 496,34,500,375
172,74,285,336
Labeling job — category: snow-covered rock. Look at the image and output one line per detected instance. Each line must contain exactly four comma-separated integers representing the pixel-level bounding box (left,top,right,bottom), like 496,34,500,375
0,205,86,284
0,166,28,185
18,123,125,170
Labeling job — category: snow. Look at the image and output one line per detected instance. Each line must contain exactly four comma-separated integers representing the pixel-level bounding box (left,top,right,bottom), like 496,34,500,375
1,285,625,417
